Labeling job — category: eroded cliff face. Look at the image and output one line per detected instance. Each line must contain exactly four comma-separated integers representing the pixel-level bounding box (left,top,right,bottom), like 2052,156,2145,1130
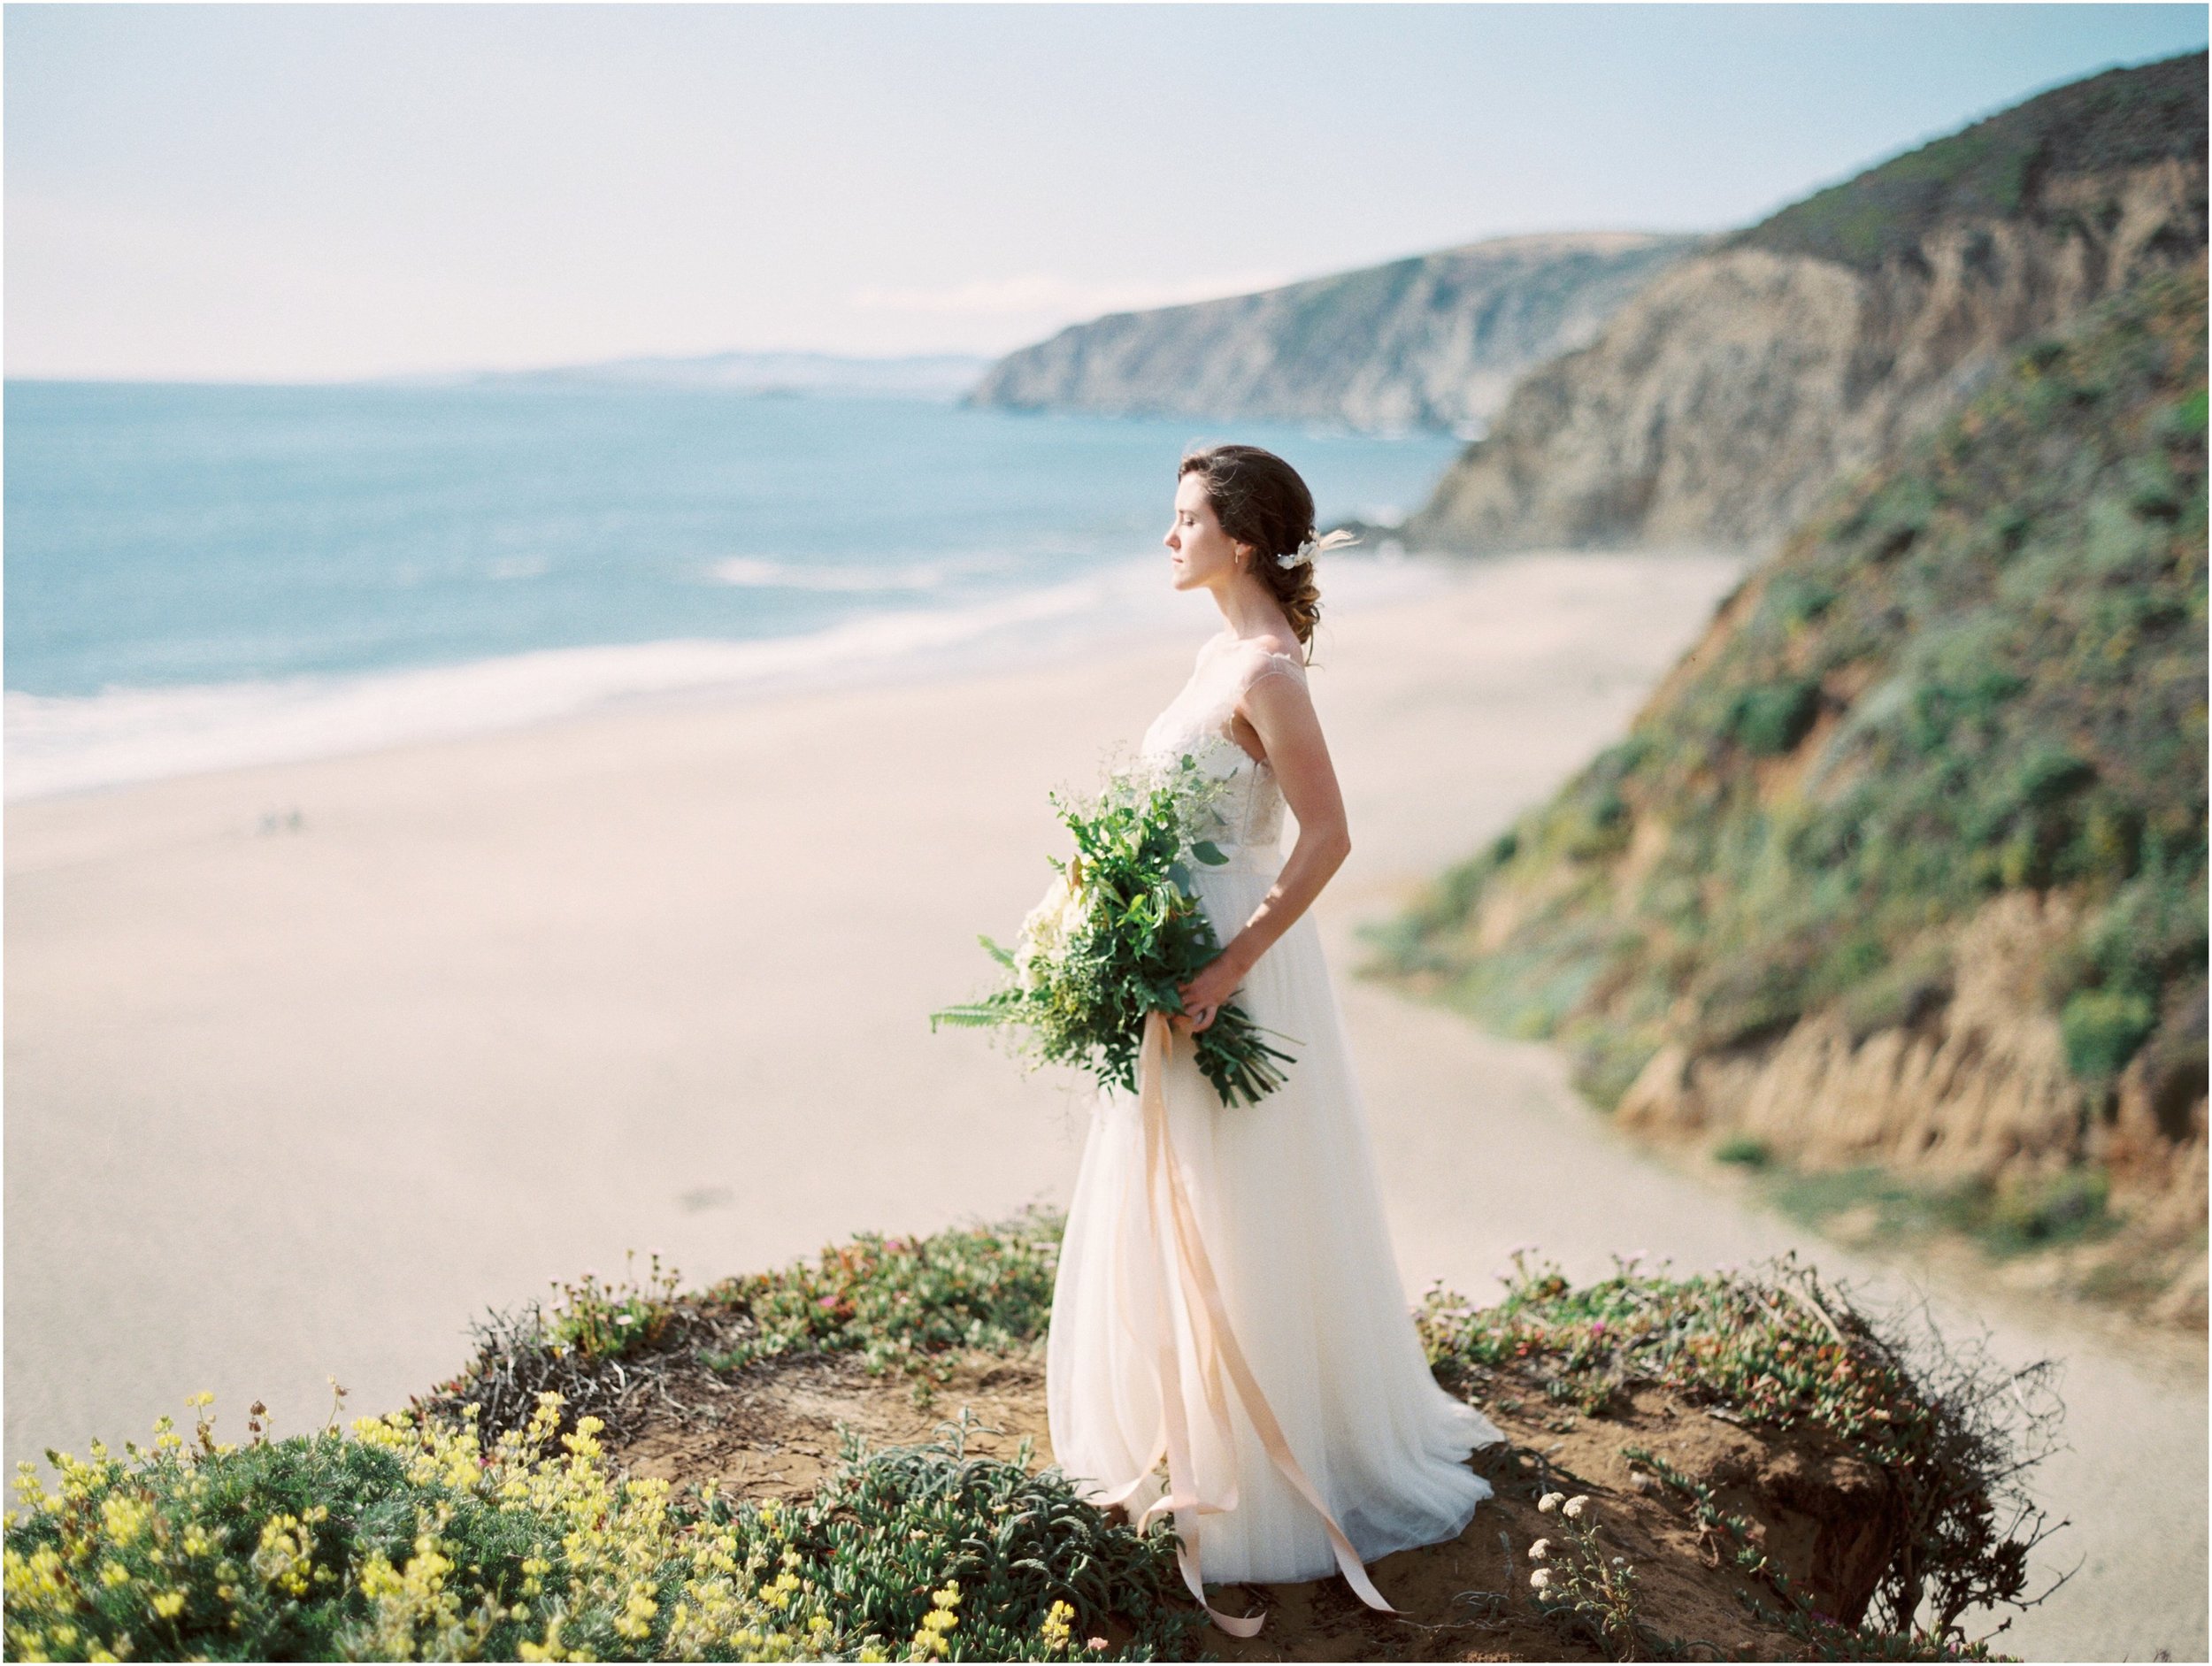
1616,890,2209,1324
963,232,1701,434
1407,162,2207,552
1405,52,2208,553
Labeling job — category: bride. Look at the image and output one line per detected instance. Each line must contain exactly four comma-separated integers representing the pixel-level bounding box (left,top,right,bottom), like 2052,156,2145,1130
1046,443,1503,1635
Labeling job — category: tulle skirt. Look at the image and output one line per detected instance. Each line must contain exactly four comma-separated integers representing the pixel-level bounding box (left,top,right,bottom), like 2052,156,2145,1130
1045,845,1502,1586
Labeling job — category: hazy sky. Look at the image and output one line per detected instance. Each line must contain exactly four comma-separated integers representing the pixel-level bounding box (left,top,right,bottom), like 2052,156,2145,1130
8,4,2206,381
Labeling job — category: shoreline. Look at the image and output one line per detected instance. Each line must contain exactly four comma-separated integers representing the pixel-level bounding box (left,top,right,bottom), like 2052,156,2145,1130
3,549,1461,806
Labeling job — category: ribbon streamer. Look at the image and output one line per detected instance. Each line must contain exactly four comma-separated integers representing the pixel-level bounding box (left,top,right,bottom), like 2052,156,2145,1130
1100,1010,1399,1636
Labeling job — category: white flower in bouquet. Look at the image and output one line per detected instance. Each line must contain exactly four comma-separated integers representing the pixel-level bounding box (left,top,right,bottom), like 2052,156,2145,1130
1013,867,1088,986
931,753,1299,1108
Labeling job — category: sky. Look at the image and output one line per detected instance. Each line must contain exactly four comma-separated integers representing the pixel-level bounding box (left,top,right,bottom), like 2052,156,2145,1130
7,4,2207,382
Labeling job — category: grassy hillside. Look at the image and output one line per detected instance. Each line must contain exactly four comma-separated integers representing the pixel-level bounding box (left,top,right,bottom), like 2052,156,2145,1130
1733,50,2208,271
1371,265,2206,1285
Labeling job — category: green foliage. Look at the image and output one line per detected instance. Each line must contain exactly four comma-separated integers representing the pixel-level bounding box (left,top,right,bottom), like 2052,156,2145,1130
1770,1163,2118,1260
1417,1253,2063,1642
2,1390,1192,1663
1962,1168,2114,1255
2060,987,2158,1080
1730,678,1822,756
932,755,1296,1108
1714,1134,1773,1168
780,1422,1206,1662
705,1209,1063,1379
1730,51,2206,271
1375,265,2208,1117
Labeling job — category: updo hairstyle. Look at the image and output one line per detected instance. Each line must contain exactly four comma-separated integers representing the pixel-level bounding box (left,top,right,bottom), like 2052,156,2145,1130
1177,443,1325,653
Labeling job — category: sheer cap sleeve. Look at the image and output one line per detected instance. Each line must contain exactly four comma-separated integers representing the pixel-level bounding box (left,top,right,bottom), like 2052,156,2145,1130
1233,640,1310,699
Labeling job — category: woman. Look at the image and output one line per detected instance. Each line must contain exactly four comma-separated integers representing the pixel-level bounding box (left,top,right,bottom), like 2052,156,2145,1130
1046,443,1503,1636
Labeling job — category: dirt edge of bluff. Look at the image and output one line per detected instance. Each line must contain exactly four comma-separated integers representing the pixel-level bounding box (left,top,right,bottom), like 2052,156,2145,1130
603,1346,1909,1663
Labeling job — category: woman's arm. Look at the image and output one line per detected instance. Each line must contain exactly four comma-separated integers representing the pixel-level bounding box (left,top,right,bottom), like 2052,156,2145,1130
1174,667,1348,1034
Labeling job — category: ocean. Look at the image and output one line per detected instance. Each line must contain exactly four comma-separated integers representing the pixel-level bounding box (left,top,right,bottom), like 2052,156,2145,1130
3,380,1463,800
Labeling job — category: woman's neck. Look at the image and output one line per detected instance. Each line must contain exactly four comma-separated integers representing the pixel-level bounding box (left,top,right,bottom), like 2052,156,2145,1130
1211,574,1293,642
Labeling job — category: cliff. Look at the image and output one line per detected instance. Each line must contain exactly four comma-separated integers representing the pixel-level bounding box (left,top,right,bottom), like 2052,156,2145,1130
963,232,1701,434
1371,266,2208,1322
1404,51,2208,553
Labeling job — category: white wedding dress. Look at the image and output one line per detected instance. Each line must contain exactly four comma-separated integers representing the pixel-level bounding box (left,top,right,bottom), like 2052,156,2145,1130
1046,628,1502,1629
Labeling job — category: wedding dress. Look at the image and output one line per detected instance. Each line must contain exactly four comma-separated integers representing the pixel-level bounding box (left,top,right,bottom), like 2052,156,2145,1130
1046,628,1503,1632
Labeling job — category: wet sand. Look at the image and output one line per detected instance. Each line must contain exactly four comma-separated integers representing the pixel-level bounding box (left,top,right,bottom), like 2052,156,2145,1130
7,549,2200,1659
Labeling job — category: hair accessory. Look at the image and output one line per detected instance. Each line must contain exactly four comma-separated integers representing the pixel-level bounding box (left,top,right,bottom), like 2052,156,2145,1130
1274,527,1363,570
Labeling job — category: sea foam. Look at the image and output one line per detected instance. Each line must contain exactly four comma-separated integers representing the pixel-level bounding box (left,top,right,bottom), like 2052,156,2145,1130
4,572,1140,802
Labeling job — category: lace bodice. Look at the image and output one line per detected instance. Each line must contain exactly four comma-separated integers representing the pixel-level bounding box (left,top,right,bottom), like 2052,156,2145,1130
1140,632,1308,855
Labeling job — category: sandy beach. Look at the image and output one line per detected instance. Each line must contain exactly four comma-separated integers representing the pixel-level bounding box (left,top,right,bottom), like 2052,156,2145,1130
8,549,2203,1661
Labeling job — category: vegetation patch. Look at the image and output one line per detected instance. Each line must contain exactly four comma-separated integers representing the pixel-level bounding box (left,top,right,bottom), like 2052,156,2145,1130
10,1217,2068,1662
1728,50,2206,271
1417,1251,2064,1645
1365,265,2208,1313
1766,1164,2119,1261
4,1388,1198,1664
420,1210,1065,1450
701,1209,1063,1382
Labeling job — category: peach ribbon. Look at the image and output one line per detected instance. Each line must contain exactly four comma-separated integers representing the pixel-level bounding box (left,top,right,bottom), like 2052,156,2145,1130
1098,1010,1398,1637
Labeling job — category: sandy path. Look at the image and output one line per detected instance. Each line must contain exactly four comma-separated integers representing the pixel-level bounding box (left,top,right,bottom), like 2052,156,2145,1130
7,550,2200,1659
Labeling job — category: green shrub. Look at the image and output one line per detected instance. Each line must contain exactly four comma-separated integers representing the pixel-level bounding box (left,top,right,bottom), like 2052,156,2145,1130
1729,679,1821,756
1948,1168,2116,1255
1715,1134,1773,1168
703,1209,1063,1378
2061,987,2158,1079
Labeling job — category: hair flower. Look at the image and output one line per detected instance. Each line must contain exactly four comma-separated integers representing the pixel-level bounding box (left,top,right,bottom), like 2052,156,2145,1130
1273,526,1363,569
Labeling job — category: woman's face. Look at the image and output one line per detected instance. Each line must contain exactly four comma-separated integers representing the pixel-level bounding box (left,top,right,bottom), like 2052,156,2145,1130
1164,474,1249,592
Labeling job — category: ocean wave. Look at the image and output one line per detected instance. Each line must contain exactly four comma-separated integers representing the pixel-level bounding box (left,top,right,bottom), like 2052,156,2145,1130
3,573,1139,802
702,549,1051,593
4,549,1455,802
705,555,953,592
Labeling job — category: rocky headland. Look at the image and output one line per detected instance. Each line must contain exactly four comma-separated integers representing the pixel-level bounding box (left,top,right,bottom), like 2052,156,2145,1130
964,232,1701,435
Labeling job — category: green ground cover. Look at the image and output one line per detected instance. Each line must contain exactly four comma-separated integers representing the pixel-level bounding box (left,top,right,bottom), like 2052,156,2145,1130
7,1216,2062,1662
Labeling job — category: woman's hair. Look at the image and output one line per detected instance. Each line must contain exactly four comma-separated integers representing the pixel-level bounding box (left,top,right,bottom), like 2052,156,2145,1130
1177,443,1324,652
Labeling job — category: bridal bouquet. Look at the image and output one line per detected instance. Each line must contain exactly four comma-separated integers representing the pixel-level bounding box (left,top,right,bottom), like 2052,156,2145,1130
931,754,1298,1108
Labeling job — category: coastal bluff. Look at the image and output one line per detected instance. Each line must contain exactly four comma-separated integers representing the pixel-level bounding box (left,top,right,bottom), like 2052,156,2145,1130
1376,265,2208,1324
964,232,1699,435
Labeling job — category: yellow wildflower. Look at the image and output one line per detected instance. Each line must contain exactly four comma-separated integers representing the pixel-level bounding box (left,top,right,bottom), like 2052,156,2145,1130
1040,1598,1076,1653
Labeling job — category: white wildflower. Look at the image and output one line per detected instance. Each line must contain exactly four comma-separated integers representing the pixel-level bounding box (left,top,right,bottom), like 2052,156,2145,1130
1563,1494,1590,1519
1528,1538,1551,1561
1537,1492,1564,1514
1528,1568,1552,1591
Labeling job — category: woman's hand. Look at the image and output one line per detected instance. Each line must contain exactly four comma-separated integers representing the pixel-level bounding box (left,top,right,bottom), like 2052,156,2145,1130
1174,951,1247,1036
